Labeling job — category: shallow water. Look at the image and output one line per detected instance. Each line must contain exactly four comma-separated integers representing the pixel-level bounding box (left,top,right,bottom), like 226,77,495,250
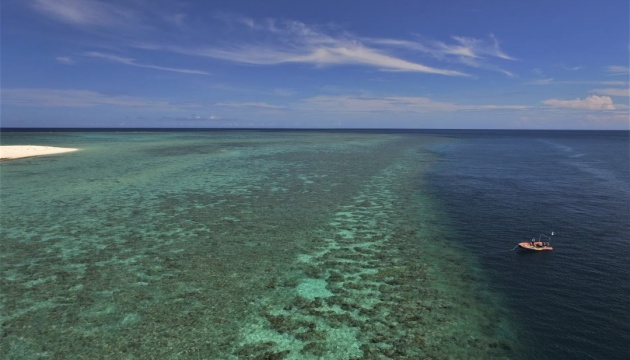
1,131,519,359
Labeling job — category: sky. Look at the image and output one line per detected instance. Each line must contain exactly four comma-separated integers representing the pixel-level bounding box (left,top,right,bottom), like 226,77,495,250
1,0,629,129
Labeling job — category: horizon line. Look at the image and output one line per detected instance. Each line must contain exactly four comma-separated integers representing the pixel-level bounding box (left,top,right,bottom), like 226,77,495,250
1,127,628,132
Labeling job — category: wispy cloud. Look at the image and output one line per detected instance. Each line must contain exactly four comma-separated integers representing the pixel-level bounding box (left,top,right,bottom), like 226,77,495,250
543,95,616,110
299,95,527,113
273,88,296,97
585,113,630,126
367,34,514,60
606,65,630,76
448,34,515,60
83,51,210,75
168,114,225,121
528,78,555,85
367,33,516,76
1,88,281,110
31,0,136,29
157,18,468,76
56,56,75,65
591,88,629,97
212,102,284,109
527,79,628,86
2,88,178,108
29,2,516,78
30,0,189,36
288,44,467,75
559,65,583,71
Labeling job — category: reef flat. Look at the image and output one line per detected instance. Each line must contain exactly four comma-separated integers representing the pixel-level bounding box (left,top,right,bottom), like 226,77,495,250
0,131,518,359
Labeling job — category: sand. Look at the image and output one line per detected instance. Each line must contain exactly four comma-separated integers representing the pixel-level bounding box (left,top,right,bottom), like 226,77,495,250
0,145,79,161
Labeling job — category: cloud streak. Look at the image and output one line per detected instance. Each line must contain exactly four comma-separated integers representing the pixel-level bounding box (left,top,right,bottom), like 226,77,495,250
367,33,516,76
527,79,628,86
187,44,466,76
606,65,630,76
56,56,75,65
591,88,629,97
83,52,210,75
451,34,515,60
155,18,470,76
28,2,515,77
167,114,225,122
212,102,285,109
1,88,282,110
159,18,516,76
2,88,179,108
31,0,136,29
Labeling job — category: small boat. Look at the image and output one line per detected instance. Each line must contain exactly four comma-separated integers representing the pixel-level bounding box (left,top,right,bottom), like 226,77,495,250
518,233,554,251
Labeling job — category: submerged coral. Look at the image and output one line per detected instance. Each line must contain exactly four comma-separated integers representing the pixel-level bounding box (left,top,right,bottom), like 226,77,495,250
1,132,519,359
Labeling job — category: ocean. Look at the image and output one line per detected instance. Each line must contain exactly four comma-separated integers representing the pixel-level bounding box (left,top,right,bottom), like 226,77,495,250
1,130,628,359
426,130,630,360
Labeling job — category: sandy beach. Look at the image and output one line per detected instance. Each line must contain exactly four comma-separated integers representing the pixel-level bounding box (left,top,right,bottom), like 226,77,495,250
0,145,79,161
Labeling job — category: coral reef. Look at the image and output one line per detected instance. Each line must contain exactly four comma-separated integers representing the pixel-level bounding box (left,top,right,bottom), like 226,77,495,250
1,132,519,359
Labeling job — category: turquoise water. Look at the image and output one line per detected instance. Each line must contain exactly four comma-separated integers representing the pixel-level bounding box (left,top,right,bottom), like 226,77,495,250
1,131,518,359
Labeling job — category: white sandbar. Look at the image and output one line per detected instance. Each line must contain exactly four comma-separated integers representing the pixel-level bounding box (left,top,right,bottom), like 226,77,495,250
0,145,79,161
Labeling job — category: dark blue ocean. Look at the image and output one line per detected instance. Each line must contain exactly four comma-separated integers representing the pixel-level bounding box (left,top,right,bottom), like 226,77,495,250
426,131,630,360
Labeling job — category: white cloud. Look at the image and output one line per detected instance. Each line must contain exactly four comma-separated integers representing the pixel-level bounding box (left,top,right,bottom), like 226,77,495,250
83,51,209,75
591,88,630,97
543,95,616,110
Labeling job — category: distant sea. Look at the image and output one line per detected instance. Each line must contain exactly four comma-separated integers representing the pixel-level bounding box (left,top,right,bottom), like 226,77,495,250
1,129,628,359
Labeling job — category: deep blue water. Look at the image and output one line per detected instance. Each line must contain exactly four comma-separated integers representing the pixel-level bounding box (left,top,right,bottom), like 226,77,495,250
426,131,630,360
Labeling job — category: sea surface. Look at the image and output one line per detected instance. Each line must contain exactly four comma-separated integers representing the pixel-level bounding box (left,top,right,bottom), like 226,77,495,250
0,130,628,359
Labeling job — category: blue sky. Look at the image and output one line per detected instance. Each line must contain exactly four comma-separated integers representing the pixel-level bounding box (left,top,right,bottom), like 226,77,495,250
1,0,628,129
